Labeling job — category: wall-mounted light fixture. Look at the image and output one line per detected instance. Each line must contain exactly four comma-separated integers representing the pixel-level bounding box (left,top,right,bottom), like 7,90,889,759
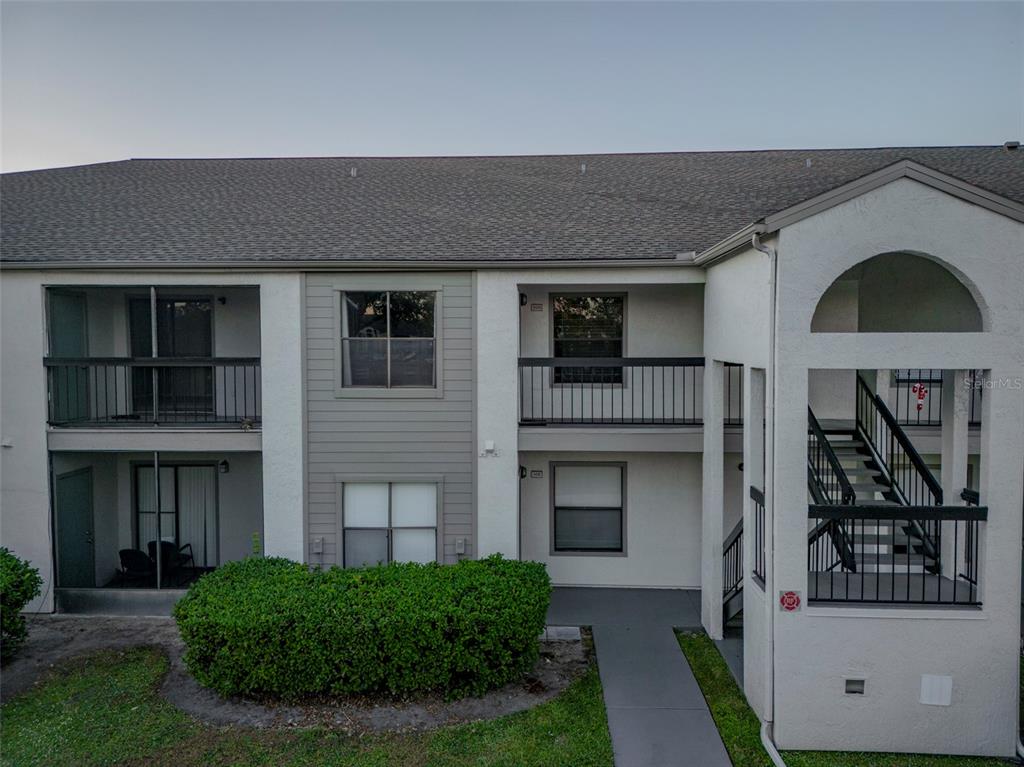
218,459,230,474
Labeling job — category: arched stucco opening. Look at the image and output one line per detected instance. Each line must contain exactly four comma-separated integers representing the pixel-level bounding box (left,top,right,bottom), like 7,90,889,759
811,252,984,333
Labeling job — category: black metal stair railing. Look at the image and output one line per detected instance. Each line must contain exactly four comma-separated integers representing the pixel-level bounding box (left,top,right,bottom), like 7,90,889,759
750,486,766,587
855,374,943,563
807,407,857,505
807,408,858,572
722,518,743,605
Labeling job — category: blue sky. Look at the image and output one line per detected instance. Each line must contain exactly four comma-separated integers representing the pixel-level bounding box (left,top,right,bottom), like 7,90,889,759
2,1,1021,171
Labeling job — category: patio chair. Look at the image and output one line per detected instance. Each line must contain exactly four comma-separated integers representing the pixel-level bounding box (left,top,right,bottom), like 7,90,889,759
146,540,197,586
118,548,156,586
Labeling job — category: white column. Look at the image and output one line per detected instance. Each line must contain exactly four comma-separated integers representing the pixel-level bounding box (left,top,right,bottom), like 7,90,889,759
978,366,1024,755
259,274,306,561
744,367,767,572
0,273,53,611
939,370,970,571
475,272,521,559
701,359,725,638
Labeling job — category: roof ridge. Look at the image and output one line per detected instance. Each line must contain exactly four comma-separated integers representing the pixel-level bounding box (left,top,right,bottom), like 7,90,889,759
123,145,1004,163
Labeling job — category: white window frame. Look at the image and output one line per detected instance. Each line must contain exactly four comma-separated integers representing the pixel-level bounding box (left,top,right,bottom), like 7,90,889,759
336,474,443,567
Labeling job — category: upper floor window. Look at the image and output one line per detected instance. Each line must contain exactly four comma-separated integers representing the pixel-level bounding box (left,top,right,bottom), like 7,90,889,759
552,294,624,384
340,291,437,388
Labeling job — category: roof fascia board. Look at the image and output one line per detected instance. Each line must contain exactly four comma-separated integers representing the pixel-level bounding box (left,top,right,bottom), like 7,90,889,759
0,257,696,273
764,159,1024,231
693,223,766,267
696,159,1024,267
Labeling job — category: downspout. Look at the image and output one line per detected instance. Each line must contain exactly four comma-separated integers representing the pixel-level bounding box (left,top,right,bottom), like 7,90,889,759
752,231,788,767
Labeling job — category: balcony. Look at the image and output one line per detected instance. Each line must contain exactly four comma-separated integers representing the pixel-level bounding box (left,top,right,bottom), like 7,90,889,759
45,357,261,427
44,285,261,430
518,357,742,426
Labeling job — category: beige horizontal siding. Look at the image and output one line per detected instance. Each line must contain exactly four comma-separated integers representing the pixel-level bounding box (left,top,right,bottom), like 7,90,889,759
304,272,474,566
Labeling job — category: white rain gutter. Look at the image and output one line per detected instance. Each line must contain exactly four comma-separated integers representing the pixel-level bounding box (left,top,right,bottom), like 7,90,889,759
751,230,788,767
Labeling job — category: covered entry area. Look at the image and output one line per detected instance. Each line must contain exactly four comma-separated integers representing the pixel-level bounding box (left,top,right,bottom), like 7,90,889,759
50,449,263,614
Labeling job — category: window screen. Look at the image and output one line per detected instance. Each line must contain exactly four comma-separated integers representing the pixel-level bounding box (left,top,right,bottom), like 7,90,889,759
341,292,437,388
342,482,438,567
553,464,624,552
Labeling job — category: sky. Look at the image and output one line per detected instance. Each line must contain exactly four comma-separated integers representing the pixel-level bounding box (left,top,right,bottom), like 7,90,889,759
2,1,1022,172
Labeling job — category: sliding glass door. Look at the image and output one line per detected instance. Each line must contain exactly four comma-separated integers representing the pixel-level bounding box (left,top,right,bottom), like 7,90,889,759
136,464,218,570
129,297,214,420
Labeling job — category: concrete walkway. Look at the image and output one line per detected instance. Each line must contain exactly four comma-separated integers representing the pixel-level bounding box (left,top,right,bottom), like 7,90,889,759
548,588,732,767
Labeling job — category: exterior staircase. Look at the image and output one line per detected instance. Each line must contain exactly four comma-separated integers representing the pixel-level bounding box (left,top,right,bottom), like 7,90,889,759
816,422,939,575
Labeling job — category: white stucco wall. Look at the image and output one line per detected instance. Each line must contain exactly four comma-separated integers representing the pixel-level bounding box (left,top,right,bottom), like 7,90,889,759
475,267,704,559
518,283,704,357
519,450,703,588
1,273,54,609
0,270,304,609
770,178,1024,757
704,247,772,368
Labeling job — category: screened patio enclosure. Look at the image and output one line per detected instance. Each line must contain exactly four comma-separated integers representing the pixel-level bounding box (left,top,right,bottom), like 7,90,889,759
45,286,261,427
50,450,263,606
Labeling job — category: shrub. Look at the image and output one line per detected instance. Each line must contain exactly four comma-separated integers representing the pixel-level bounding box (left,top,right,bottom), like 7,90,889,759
174,555,551,699
0,547,42,663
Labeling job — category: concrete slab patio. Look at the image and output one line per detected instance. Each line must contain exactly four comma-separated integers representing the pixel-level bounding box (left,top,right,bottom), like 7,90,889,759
548,587,732,767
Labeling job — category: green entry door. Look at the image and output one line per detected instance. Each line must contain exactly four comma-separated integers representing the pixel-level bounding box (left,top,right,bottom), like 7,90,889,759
49,291,89,423
56,469,95,587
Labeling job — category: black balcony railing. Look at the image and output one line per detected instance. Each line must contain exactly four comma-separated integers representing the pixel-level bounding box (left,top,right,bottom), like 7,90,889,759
808,504,985,606
518,357,743,426
45,357,261,427
893,369,983,427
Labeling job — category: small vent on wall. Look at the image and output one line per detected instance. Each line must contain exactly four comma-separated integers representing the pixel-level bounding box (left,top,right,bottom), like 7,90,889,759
845,679,865,695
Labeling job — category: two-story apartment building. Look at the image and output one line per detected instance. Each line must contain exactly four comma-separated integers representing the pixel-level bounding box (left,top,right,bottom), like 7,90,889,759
2,146,1022,758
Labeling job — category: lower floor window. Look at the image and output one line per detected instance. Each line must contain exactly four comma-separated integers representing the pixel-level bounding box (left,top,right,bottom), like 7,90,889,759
553,463,624,553
342,482,438,567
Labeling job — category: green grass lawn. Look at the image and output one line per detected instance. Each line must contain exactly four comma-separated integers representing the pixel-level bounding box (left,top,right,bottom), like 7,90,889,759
677,631,1018,767
0,647,614,767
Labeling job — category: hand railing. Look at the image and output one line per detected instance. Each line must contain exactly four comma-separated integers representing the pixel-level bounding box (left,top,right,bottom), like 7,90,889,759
44,357,261,427
856,374,942,561
518,357,706,425
807,407,857,505
723,518,743,603
750,486,766,587
808,504,985,606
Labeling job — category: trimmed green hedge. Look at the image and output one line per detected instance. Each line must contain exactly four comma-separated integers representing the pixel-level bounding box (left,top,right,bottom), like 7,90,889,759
1,547,42,663
174,555,551,699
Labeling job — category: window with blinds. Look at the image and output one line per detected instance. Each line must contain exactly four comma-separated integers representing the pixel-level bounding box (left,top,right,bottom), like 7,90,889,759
552,463,625,553
551,294,624,384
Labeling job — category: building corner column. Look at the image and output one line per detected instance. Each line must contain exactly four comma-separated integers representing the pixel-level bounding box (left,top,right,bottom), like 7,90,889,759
701,359,725,638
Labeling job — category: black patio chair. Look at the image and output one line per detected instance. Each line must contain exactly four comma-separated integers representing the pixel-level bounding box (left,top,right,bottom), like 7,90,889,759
118,548,156,586
146,540,197,586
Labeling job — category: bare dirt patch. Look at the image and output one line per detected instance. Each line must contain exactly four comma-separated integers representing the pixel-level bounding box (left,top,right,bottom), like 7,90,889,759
3,615,590,732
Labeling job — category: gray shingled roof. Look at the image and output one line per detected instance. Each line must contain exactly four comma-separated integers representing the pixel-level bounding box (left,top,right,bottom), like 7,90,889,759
2,147,1022,265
